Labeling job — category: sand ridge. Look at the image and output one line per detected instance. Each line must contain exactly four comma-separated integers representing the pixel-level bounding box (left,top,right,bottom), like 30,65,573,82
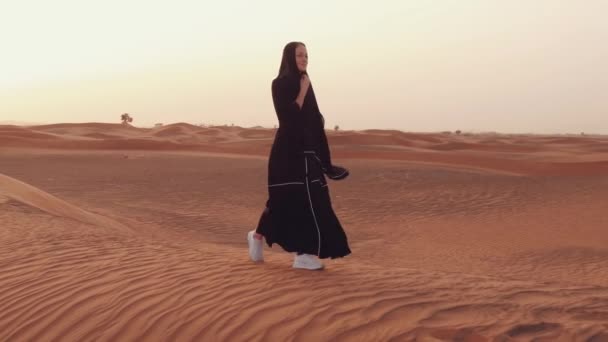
0,173,131,234
2,123,608,176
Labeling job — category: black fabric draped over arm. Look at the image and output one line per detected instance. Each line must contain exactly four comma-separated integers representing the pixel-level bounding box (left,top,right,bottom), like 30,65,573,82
270,74,348,181
317,114,332,171
308,87,349,180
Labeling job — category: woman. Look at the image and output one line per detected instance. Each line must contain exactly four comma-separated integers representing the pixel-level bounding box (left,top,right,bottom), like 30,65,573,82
247,41,351,270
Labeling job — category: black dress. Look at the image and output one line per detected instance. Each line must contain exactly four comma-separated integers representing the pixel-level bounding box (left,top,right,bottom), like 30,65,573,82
255,74,351,259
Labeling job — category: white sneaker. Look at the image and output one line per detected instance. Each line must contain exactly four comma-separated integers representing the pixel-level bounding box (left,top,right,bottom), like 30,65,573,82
247,230,264,262
293,254,324,270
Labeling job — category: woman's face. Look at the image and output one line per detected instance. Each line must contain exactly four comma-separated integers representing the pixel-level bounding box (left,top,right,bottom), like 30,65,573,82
295,45,308,73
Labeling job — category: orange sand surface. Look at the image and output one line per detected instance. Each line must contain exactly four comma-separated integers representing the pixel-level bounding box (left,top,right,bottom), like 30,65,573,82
1,123,608,340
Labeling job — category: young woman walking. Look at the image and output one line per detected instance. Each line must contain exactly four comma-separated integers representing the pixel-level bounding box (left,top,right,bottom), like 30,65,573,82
248,41,351,270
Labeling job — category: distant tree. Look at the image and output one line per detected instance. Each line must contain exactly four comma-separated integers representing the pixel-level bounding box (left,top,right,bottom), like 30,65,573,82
121,113,133,125
334,125,340,131
581,132,585,136
455,130,461,135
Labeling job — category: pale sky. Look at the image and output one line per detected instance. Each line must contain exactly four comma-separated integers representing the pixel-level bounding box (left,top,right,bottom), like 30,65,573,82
1,0,607,133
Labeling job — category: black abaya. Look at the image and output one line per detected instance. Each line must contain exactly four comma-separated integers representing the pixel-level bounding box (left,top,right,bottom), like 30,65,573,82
255,74,351,259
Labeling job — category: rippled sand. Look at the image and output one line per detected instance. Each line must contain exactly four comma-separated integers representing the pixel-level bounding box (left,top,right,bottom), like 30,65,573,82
1,123,608,340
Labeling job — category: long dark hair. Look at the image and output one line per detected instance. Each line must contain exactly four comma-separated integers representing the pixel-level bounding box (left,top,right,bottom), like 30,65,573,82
277,41,305,78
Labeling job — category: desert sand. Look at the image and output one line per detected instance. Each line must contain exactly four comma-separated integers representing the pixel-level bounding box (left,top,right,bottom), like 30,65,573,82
1,123,608,341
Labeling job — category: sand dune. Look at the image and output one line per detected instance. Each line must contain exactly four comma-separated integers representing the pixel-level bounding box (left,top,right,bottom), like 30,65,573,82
2,123,607,176
1,123,608,340
1,125,64,140
0,173,130,234
152,123,202,137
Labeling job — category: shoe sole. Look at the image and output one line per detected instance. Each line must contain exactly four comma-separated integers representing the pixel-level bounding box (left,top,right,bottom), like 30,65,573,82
292,262,324,270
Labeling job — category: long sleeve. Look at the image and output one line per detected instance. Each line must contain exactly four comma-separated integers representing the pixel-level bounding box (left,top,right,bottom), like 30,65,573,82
271,76,301,119
271,75,307,158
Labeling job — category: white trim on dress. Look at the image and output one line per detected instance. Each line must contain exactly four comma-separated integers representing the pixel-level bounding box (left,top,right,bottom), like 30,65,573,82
304,156,322,257
268,182,305,187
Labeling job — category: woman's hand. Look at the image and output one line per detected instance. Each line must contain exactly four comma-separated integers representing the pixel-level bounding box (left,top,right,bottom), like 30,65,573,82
295,74,311,109
300,74,311,92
